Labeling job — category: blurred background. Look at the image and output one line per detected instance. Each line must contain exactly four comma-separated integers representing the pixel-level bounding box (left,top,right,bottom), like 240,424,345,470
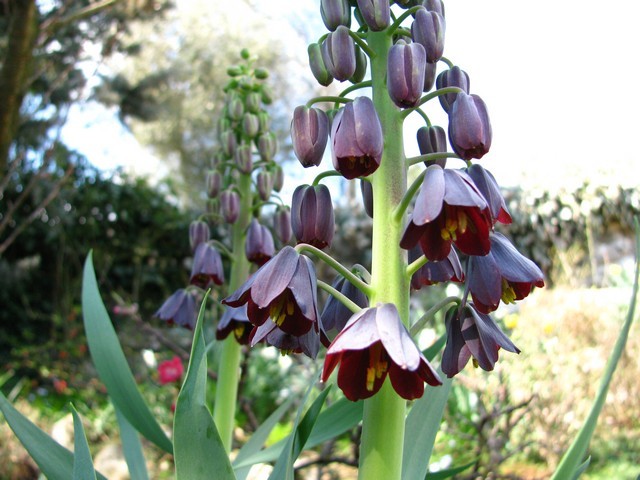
1,1,639,478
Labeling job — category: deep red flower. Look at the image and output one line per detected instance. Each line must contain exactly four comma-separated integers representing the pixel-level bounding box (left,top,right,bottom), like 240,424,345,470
158,356,184,385
249,318,320,359
245,219,275,266
322,303,441,401
409,246,464,290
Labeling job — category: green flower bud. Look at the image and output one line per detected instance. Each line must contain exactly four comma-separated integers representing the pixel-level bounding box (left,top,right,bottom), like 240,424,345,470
308,42,334,87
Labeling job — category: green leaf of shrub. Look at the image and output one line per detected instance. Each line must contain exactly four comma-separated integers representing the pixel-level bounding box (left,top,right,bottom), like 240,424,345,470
71,405,97,480
173,294,235,480
81,251,173,453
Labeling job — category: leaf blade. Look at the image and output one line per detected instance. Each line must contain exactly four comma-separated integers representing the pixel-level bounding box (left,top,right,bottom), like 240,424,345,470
71,405,97,480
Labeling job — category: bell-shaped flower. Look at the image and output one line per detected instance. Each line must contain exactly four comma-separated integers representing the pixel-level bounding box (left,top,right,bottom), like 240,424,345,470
411,8,445,63
222,246,319,337
442,304,519,377
274,206,292,244
466,164,511,224
250,318,320,359
216,304,252,345
220,190,240,224
409,246,463,290
400,165,492,261
356,0,390,31
331,97,383,179
321,25,356,82
291,184,335,249
387,40,426,108
468,232,545,313
448,92,492,160
321,0,351,31
416,125,447,167
155,289,197,330
322,303,442,401
245,218,275,266
308,42,334,87
189,220,210,252
291,106,330,167
321,274,369,335
435,66,470,113
190,242,224,288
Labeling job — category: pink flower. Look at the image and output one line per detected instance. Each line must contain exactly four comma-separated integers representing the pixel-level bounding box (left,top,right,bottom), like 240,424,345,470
158,356,184,385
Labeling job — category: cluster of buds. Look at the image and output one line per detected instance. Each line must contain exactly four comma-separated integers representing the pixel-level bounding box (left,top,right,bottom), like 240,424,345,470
155,49,292,347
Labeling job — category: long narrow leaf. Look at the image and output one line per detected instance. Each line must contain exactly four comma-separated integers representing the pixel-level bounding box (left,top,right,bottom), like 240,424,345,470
233,398,293,480
71,405,97,480
551,220,640,479
0,392,107,480
115,407,150,480
402,373,453,480
81,252,173,453
173,295,235,480
269,380,330,480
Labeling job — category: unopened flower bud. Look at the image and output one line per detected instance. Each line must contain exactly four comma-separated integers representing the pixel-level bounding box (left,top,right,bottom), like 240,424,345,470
255,68,269,80
206,198,219,218
189,220,210,252
350,44,368,84
424,61,437,92
292,184,335,249
291,106,330,167
228,97,244,121
245,92,262,114
221,190,240,224
322,26,356,82
221,130,237,157
274,206,292,243
258,132,277,162
235,144,253,173
321,0,351,31
436,66,470,113
257,171,273,201
258,111,271,132
331,96,383,179
360,179,373,218
421,0,444,18
416,125,447,167
448,93,492,160
206,170,222,198
308,42,334,87
261,85,273,105
243,113,260,138
227,66,242,77
272,165,284,192
411,8,445,63
356,0,390,31
245,219,275,266
216,117,231,141
387,40,426,108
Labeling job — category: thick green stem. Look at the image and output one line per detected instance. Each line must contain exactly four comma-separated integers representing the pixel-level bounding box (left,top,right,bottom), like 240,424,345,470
213,172,252,452
358,30,409,480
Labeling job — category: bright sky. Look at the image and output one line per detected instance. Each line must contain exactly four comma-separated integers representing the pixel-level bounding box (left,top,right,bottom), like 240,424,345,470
63,0,640,193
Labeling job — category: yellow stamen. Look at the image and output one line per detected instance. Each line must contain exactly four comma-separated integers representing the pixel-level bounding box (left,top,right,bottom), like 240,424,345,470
457,210,468,234
366,367,376,391
234,325,245,340
472,358,479,368
441,217,458,241
365,344,388,391
501,279,517,304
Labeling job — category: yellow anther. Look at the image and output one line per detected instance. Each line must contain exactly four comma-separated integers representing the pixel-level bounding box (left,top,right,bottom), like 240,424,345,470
366,367,376,391
472,358,479,368
457,210,468,233
234,325,245,340
501,279,517,304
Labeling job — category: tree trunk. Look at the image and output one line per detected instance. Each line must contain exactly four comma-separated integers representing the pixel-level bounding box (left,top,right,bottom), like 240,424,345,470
0,0,39,172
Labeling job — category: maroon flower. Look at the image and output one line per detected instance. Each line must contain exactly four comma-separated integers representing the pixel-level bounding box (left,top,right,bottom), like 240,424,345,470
250,318,320,359
320,274,370,334
442,304,519,377
409,246,463,290
291,184,335,249
448,92,492,160
416,125,447,167
190,242,224,288
322,303,442,401
466,164,511,225
158,356,184,385
468,232,545,313
222,246,319,336
216,305,252,345
245,219,275,266
155,289,197,329
331,97,383,179
400,165,492,261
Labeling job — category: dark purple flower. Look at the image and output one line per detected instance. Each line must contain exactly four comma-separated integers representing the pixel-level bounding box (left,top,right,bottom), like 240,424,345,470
321,25,356,82
409,246,463,290
222,246,319,336
291,106,330,168
321,274,369,334
216,304,252,345
322,303,442,401
424,61,437,92
448,92,492,160
190,242,224,288
331,97,383,179
468,232,545,314
308,42,334,87
189,220,210,252
155,289,197,330
250,318,320,359
291,184,335,249
400,165,492,261
387,40,426,108
442,304,519,377
274,206,292,244
416,125,447,167
466,164,511,225
355,0,390,31
257,171,273,202
411,8,445,63
436,66,470,113
220,190,240,224
206,171,221,199
321,0,351,31
360,179,373,218
245,218,275,266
